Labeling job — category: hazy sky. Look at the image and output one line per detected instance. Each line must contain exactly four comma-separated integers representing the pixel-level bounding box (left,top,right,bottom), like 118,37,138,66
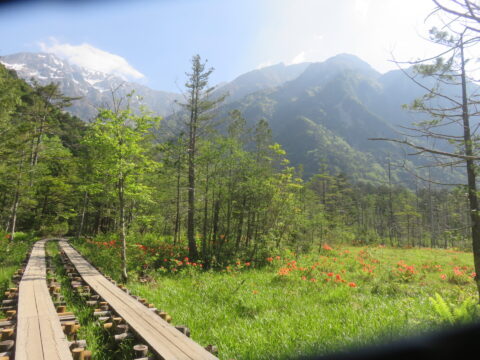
0,0,446,92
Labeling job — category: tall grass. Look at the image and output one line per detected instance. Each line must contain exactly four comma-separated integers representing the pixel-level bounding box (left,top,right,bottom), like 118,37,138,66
70,239,478,359
0,231,36,317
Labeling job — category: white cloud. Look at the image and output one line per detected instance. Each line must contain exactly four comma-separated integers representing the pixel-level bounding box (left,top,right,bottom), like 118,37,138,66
38,37,144,80
290,51,307,65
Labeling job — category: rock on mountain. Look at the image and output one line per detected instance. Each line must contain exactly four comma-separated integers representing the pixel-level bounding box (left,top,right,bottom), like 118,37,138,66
0,52,182,120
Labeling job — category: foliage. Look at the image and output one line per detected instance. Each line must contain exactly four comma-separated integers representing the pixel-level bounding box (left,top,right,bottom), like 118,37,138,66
71,241,477,359
429,293,480,325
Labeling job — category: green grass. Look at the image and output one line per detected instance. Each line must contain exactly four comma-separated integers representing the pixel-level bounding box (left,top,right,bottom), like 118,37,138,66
71,241,479,359
0,232,37,318
2,235,476,359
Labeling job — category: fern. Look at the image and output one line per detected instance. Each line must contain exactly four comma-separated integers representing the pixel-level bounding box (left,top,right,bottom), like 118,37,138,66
430,293,455,324
453,297,479,323
430,293,480,325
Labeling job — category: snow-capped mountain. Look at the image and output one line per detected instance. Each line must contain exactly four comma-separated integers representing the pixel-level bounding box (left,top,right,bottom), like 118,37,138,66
0,52,182,120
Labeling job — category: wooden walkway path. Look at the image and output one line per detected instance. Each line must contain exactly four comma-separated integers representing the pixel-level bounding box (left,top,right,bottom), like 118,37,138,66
15,239,73,360
59,240,218,360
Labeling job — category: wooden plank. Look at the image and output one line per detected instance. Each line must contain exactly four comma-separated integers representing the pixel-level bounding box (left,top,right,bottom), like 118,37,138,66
15,240,73,360
59,240,218,360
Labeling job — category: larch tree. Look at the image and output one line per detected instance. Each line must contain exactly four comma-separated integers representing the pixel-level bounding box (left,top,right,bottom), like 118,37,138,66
181,55,225,260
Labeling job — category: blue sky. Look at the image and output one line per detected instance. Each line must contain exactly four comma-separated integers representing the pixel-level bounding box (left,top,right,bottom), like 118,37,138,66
0,0,444,92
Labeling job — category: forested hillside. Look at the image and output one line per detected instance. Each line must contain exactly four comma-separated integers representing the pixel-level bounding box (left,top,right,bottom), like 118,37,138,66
0,60,472,266
2,52,466,185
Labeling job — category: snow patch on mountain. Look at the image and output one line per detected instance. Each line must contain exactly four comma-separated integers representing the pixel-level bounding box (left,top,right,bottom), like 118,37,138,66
0,52,182,121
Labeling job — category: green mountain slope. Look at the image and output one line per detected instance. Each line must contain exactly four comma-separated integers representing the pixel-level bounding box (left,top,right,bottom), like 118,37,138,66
215,54,463,184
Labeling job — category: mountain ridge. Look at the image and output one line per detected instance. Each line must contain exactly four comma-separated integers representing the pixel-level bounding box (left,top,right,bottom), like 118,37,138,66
1,51,461,184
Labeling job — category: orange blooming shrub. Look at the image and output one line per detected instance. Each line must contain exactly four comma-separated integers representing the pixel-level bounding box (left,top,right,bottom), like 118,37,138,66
322,243,333,251
392,261,417,282
273,250,359,288
420,262,443,273
446,266,475,285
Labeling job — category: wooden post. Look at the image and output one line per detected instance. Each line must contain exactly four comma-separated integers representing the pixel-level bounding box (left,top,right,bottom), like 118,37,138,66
64,321,78,336
205,344,218,355
114,332,132,342
83,350,92,360
0,340,14,352
112,317,123,326
114,324,128,335
175,325,191,337
0,329,14,340
69,339,87,350
6,311,16,320
133,344,148,358
71,347,85,360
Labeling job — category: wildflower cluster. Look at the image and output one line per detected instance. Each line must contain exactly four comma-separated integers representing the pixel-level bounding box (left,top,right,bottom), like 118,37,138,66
441,265,476,285
421,263,443,273
274,247,357,289
86,238,117,248
392,261,417,282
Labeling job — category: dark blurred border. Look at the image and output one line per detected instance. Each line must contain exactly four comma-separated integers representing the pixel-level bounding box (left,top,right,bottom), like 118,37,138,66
0,0,128,8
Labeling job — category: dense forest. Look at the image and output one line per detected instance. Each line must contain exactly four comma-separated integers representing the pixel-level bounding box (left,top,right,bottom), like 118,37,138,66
0,56,472,272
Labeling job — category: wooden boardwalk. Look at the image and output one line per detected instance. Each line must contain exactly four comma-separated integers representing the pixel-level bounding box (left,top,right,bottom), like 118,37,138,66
15,239,73,360
59,240,218,360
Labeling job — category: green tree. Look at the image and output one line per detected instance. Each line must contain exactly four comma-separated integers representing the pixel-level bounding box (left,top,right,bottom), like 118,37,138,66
181,55,225,260
83,103,160,281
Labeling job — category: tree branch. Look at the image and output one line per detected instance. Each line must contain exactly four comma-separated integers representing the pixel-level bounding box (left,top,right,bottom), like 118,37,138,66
369,137,480,160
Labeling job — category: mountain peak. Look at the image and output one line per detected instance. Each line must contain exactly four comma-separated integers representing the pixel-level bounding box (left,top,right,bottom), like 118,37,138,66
0,51,182,120
323,53,378,75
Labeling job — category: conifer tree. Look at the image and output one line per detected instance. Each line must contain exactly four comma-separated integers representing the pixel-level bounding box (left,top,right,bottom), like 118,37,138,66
181,55,225,260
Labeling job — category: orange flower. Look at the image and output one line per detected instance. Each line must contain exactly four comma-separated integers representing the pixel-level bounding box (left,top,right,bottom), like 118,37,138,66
440,274,447,280
322,243,333,251
252,290,259,294
327,272,334,277
348,282,357,288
